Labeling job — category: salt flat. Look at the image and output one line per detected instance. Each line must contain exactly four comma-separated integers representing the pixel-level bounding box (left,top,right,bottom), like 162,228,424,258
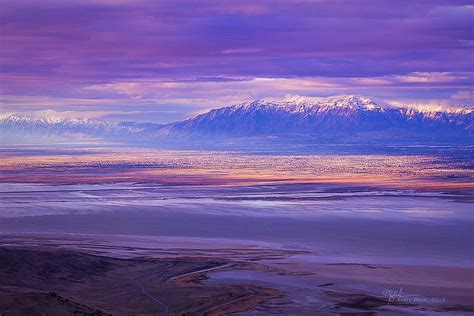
0,146,472,314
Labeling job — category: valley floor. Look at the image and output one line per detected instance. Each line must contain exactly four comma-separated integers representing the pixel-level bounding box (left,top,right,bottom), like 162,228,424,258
0,146,472,314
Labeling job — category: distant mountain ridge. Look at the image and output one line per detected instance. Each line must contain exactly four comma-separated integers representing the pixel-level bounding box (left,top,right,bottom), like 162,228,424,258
0,113,138,140
162,95,473,137
1,95,473,144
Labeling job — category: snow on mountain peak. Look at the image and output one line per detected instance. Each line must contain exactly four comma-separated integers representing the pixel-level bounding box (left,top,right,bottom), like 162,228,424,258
280,94,377,108
232,95,381,113
1,95,472,142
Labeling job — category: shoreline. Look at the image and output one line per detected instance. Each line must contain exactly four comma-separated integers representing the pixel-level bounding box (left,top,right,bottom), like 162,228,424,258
1,234,472,314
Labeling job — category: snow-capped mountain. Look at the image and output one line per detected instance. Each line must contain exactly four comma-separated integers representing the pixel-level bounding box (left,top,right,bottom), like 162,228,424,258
0,114,144,140
162,95,473,137
1,95,472,144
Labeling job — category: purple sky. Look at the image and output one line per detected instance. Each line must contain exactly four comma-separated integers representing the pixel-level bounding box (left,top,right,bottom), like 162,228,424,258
1,0,473,122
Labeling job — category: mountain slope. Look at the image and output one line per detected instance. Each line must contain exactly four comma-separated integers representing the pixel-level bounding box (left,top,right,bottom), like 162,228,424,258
0,114,155,141
163,95,473,137
1,96,472,145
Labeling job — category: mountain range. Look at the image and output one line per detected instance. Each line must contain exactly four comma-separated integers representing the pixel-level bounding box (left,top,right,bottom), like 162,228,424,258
1,95,472,146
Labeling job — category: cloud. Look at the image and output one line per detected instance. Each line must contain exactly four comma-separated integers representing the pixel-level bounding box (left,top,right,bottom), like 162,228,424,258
451,90,474,100
385,99,471,112
82,72,472,100
31,109,145,120
221,48,263,55
82,75,473,115
393,72,468,83
0,0,473,119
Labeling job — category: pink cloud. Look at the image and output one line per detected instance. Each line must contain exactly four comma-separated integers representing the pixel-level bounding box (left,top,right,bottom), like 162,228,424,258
451,90,474,100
